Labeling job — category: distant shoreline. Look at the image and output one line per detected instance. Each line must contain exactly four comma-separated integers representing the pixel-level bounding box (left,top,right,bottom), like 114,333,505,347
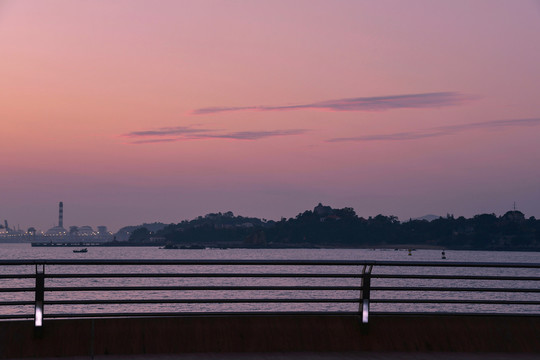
19,241,539,252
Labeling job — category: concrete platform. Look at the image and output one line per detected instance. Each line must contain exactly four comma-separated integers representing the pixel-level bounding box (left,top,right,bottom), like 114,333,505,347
9,352,540,360
1,315,539,359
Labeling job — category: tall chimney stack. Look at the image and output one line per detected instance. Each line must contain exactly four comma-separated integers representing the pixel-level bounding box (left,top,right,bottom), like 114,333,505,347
59,202,64,228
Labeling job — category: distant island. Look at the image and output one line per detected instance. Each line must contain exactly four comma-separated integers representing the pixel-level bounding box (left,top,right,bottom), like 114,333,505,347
115,204,540,251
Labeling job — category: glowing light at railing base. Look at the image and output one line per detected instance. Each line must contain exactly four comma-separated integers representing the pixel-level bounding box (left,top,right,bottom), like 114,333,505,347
362,299,369,323
35,302,43,327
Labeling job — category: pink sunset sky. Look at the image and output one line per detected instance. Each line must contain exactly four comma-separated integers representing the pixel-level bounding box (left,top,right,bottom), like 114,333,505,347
1,0,540,232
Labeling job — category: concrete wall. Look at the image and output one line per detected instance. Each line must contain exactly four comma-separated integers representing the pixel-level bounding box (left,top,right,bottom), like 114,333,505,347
0,314,539,358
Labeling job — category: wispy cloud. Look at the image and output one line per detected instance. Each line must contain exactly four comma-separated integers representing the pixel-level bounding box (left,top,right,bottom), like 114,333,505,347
126,126,212,137
121,126,308,144
328,118,540,142
193,92,474,115
195,129,307,140
129,138,182,144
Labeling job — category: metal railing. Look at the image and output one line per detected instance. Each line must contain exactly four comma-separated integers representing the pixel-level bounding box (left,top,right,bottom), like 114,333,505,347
1,260,539,326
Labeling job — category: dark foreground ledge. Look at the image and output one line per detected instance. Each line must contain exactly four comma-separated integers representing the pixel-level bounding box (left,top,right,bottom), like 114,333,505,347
1,314,539,359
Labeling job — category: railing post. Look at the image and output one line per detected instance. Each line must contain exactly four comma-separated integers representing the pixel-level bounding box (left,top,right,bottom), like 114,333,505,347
34,264,45,328
359,264,373,324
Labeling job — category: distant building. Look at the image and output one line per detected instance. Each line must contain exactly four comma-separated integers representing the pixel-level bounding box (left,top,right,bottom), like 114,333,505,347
78,226,95,235
45,226,68,236
45,202,67,236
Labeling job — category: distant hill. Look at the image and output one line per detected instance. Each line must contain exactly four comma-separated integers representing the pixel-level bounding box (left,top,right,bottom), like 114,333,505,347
114,222,168,241
110,205,540,251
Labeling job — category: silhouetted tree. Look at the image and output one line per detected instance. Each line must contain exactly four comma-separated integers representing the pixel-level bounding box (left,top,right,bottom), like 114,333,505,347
129,227,151,242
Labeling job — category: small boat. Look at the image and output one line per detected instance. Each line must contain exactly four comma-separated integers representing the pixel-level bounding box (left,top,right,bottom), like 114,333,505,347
73,248,88,253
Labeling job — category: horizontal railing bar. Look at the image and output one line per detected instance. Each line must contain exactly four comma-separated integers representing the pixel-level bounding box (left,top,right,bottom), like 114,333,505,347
0,301,34,306
46,273,364,279
44,285,364,291
35,311,540,320
371,299,540,305
2,274,538,282
371,287,540,292
43,311,361,319
3,273,539,281
1,259,539,268
0,288,37,293
31,286,539,293
372,274,540,281
0,274,36,279
41,308,540,319
44,298,361,305
0,314,33,320
0,259,367,266
369,311,540,317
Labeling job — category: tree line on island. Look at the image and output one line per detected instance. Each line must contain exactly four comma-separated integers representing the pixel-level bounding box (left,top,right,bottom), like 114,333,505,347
119,203,540,250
